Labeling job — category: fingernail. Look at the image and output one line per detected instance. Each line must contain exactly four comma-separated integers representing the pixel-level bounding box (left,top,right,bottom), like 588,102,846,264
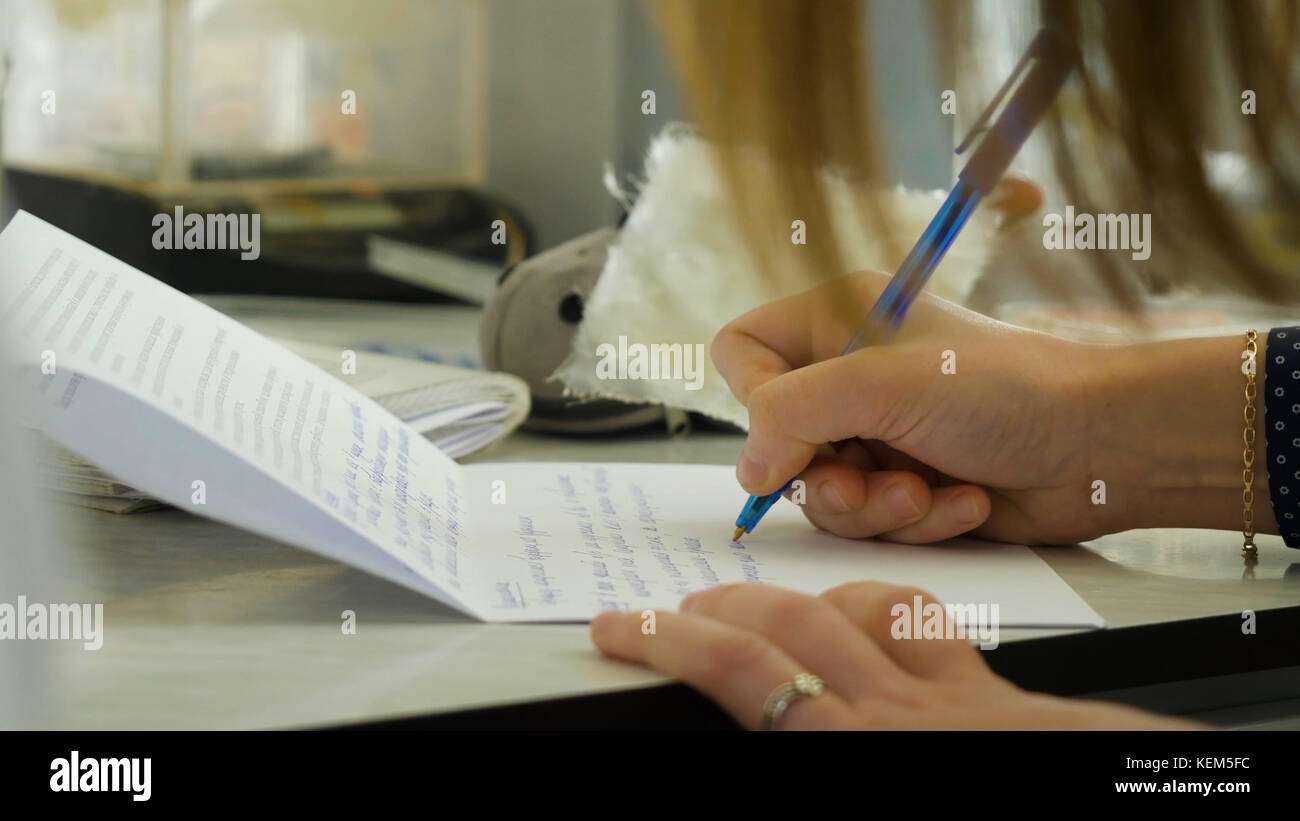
738,454,767,488
884,483,921,519
680,594,698,612
959,494,983,524
591,611,616,633
817,481,851,513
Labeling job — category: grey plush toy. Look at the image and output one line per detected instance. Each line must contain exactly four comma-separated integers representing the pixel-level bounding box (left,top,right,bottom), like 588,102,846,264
480,225,681,434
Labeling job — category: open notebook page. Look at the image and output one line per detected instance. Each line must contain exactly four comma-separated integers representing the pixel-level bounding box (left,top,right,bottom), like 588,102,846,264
460,463,1102,626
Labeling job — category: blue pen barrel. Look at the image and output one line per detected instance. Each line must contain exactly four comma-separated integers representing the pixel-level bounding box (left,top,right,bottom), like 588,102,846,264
735,480,793,535
736,184,981,538
844,181,982,353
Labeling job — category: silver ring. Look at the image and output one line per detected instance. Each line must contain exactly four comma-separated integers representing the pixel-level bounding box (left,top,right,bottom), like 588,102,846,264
761,673,825,730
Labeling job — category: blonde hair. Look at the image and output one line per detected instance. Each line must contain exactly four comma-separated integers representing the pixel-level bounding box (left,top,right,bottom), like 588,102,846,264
656,0,1300,308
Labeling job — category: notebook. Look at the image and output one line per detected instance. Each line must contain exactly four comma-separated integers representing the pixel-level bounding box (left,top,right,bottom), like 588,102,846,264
272,337,528,457
0,211,1103,627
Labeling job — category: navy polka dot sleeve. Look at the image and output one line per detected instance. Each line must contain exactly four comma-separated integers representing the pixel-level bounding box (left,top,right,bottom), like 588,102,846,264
1264,326,1300,547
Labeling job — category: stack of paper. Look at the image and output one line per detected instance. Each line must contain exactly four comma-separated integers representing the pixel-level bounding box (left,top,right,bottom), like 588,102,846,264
274,337,529,457
26,328,529,513
26,431,166,513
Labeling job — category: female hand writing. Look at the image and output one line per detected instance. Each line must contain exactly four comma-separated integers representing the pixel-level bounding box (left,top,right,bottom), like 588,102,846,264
712,272,1269,545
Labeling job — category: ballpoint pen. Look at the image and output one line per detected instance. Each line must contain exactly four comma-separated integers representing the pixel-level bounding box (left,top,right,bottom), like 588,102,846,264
732,26,1075,541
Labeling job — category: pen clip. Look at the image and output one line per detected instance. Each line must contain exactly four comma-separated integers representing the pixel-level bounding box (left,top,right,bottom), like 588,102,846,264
954,28,1051,157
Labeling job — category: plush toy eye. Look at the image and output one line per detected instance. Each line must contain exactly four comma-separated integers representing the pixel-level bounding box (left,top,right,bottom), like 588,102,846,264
559,292,584,324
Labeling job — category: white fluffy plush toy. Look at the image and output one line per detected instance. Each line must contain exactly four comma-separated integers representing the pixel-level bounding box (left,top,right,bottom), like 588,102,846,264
551,125,997,430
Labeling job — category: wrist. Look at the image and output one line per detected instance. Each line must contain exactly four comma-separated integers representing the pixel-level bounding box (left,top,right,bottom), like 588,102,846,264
1084,334,1274,535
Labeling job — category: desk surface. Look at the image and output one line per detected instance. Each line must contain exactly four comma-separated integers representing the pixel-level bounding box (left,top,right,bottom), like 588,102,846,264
40,429,1300,729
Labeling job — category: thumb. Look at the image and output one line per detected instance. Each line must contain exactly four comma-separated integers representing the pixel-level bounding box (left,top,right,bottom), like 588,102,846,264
737,347,930,495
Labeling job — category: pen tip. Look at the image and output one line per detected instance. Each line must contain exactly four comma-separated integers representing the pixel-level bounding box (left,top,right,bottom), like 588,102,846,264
732,526,745,542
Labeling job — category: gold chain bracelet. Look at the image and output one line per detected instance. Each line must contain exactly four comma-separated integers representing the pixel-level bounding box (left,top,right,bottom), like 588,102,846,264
1243,329,1258,559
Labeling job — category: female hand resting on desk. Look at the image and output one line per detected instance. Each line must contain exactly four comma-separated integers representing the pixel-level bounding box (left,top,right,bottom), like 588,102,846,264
591,581,1196,729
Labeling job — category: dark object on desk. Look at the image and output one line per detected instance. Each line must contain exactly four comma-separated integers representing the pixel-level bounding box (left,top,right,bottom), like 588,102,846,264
92,143,336,181
2,167,532,302
480,225,691,436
